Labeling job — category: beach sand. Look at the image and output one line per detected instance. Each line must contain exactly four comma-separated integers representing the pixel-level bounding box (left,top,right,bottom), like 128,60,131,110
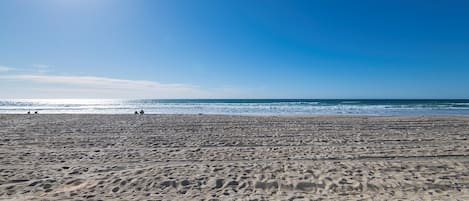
0,114,468,200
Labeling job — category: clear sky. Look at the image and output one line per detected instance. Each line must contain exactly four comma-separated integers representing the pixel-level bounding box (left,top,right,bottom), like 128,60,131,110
1,0,469,99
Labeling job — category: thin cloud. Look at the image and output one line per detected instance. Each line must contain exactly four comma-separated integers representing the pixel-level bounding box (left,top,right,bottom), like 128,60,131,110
32,64,51,73
2,74,192,89
0,74,208,98
0,66,14,72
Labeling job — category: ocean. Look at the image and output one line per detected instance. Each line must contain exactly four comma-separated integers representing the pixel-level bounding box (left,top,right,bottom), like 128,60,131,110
1,99,469,115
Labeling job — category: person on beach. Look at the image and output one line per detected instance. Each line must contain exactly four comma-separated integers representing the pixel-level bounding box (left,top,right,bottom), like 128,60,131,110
139,110,144,115
134,111,138,115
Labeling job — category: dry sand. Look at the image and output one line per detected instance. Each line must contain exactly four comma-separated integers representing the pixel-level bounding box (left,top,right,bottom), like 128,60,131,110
0,114,468,200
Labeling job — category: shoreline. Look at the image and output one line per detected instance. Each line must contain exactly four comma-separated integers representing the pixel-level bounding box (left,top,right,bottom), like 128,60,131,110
3,113,469,117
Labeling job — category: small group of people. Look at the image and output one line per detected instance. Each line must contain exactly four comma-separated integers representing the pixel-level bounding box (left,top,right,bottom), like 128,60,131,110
27,111,38,114
134,110,145,115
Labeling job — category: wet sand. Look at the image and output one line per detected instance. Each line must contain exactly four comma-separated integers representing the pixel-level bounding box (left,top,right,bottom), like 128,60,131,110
0,114,468,200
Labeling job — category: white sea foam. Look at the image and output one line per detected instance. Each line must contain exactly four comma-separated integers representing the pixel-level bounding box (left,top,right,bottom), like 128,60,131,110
1,99,468,115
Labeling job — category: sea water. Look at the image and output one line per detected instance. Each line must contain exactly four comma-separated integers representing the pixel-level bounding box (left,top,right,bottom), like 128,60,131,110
1,99,469,115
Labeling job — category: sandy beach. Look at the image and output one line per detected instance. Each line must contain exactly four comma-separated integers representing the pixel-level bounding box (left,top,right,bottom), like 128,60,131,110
0,114,468,200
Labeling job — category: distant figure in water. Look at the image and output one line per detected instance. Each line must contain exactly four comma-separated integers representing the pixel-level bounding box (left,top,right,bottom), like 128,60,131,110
134,111,138,115
27,111,30,115
34,111,38,114
139,110,144,115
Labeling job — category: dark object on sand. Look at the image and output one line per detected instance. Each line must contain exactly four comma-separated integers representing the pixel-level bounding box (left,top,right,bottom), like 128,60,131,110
134,111,138,115
139,110,144,115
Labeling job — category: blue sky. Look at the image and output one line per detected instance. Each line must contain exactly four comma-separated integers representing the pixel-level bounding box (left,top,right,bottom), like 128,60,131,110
1,0,469,99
